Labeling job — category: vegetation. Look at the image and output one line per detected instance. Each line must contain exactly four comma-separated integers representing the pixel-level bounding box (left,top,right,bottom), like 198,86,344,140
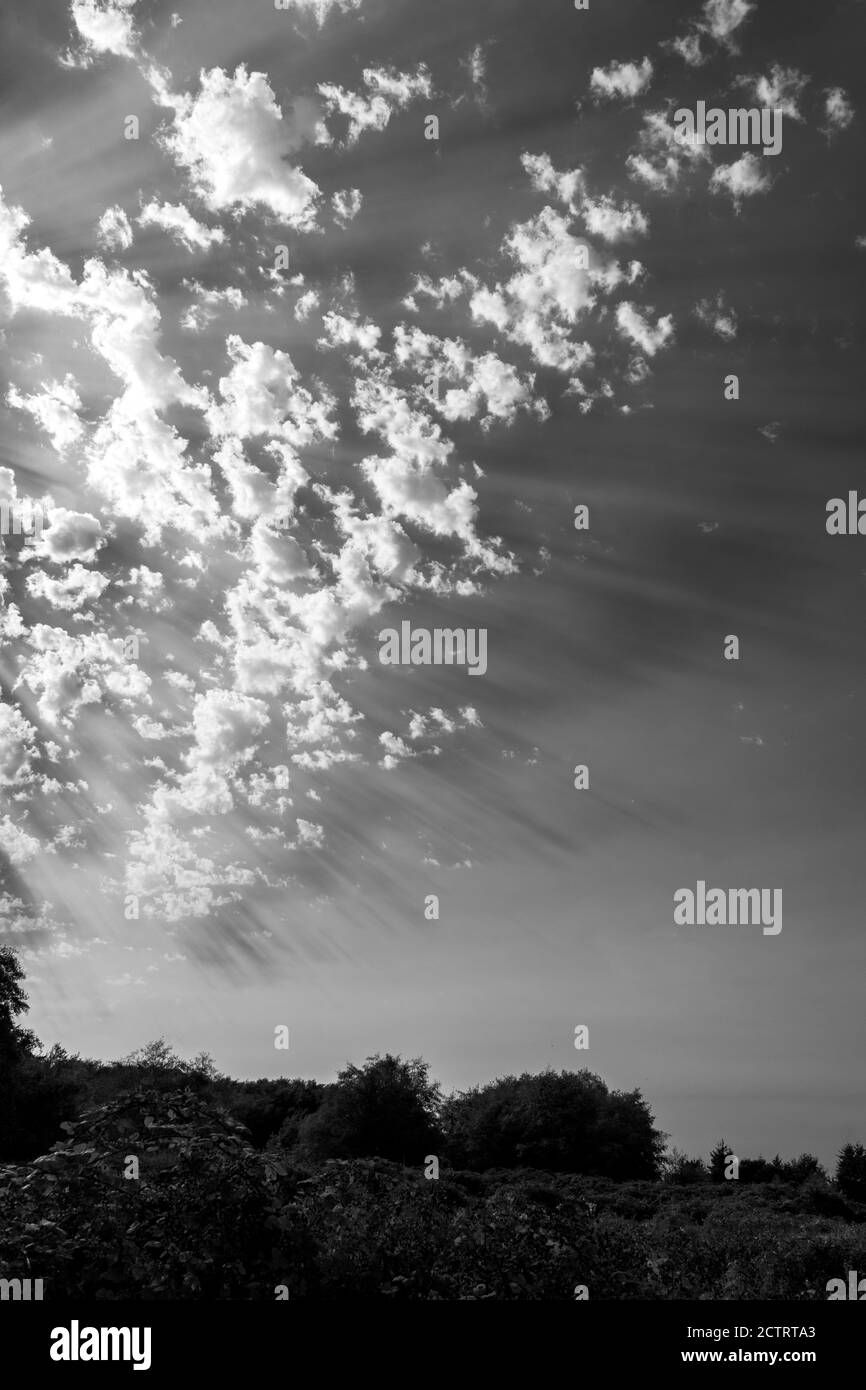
1,947,864,1299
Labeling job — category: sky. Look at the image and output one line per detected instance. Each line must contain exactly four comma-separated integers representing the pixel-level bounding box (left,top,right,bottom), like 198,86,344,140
0,0,864,1168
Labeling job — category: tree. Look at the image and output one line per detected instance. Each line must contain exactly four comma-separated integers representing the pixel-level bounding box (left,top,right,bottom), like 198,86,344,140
0,945,64,1161
293,1054,442,1165
779,1153,825,1185
662,1148,708,1184
709,1139,732,1182
0,944,38,1062
442,1068,665,1179
836,1143,866,1202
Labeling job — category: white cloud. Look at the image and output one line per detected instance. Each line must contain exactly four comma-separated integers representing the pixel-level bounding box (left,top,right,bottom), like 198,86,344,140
0,704,38,785
522,152,583,210
363,66,432,103
669,0,753,68
470,206,595,378
97,205,133,251
138,200,226,251
206,335,336,446
0,816,40,865
670,33,705,67
18,626,149,727
332,188,363,226
6,377,84,452
590,58,653,101
580,193,648,243
379,730,416,769
0,189,79,316
615,302,675,356
33,506,104,563
710,152,772,205
627,109,710,194
393,324,546,428
694,292,738,340
743,65,809,122
274,0,362,20
823,87,854,135
65,0,137,65
319,312,382,353
180,282,246,333
26,564,111,611
151,65,325,228
294,289,320,320
318,65,431,145
698,0,753,50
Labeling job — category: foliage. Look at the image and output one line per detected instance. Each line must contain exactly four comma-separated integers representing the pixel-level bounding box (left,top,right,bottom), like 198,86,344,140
441,1069,665,1179
292,1054,442,1165
836,1143,866,1203
0,1087,314,1298
661,1148,708,1184
1,1097,865,1300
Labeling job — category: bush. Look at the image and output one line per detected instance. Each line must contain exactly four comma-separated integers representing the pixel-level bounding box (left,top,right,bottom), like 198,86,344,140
442,1069,664,1179
293,1055,442,1165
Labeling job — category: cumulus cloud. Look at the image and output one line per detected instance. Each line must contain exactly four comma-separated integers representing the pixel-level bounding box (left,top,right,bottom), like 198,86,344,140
0,704,38,785
332,188,363,226
669,0,753,67
522,152,648,241
180,282,246,333
138,200,226,251
32,507,104,563
318,65,431,145
823,87,854,136
0,189,79,316
669,33,705,67
274,0,361,19
6,377,84,452
206,335,336,446
580,192,648,243
710,152,772,205
698,0,753,50
151,65,325,228
589,58,653,102
294,289,320,320
742,65,809,122
615,302,675,356
392,324,547,428
469,206,595,378
0,816,40,865
63,0,138,66
17,626,149,727
96,205,133,251
26,564,111,612
354,375,480,546
627,109,710,194
319,312,382,353
694,292,738,340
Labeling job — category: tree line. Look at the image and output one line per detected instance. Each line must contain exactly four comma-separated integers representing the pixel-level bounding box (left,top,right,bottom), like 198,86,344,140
2,945,865,1197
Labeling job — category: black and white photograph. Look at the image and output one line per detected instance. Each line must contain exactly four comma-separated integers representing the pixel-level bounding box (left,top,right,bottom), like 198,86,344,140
0,0,864,1362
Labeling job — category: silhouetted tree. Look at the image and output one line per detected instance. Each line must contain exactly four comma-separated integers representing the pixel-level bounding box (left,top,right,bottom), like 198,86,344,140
709,1139,732,1182
293,1054,442,1164
662,1148,708,1184
442,1068,664,1178
836,1143,866,1202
